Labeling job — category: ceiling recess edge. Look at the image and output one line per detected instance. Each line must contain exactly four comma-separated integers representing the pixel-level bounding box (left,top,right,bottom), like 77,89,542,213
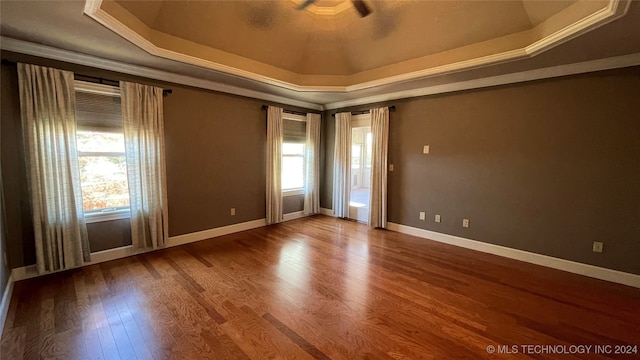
82,0,630,94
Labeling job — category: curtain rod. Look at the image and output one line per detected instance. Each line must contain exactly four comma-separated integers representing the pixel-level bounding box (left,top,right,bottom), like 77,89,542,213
261,105,321,116
75,74,173,96
2,58,174,96
331,105,396,117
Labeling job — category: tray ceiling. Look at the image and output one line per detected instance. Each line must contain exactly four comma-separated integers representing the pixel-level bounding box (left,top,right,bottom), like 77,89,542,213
1,0,639,109
85,0,628,90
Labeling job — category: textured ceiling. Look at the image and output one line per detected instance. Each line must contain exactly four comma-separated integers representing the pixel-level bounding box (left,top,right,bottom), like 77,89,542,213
114,0,576,75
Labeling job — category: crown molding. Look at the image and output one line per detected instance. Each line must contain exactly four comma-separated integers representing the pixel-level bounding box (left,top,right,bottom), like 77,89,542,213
84,0,629,93
524,0,631,57
83,0,344,93
323,52,640,109
3,36,639,112
0,37,324,111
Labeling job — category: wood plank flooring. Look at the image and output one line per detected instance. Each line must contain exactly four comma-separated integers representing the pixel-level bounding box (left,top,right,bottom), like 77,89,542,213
1,215,639,359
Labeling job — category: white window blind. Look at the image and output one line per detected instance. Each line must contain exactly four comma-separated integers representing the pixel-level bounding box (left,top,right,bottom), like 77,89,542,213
75,91,122,131
283,119,306,143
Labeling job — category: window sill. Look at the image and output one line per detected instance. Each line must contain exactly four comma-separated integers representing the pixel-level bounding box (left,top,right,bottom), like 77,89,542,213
85,209,130,223
283,189,304,197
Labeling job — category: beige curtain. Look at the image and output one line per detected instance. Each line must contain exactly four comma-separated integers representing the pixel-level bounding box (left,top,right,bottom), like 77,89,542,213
18,63,90,273
369,107,390,228
303,113,321,215
332,112,352,218
266,106,283,224
120,81,168,250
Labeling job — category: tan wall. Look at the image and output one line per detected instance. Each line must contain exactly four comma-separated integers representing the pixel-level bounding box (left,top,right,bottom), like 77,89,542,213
322,66,640,275
0,52,308,268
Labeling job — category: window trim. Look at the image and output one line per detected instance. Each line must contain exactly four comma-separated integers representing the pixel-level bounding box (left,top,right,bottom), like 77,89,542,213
283,113,306,123
78,151,126,157
282,113,307,196
77,146,130,219
283,188,304,196
84,207,130,223
75,80,120,96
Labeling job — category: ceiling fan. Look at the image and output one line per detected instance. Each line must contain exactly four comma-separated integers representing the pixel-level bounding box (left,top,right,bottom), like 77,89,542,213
297,0,372,18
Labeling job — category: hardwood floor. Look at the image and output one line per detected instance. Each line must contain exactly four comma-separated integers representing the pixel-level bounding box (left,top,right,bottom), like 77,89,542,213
1,215,639,359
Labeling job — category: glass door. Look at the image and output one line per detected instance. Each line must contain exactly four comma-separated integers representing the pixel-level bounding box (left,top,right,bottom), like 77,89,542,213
349,125,372,222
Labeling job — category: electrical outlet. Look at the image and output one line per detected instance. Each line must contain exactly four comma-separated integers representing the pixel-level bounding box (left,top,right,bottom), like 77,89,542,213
593,241,603,253
434,214,441,223
462,218,470,228
389,164,394,172
230,208,236,216
419,212,426,220
423,145,430,154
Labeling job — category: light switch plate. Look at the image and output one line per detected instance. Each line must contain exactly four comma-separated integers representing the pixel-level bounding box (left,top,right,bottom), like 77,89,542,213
423,145,430,154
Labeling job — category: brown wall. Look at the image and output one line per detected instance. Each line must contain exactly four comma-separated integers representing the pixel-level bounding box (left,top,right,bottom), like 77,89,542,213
283,194,304,214
1,61,36,268
1,52,312,268
163,84,267,235
0,185,8,298
87,219,132,253
0,76,10,297
320,110,335,210
322,66,640,275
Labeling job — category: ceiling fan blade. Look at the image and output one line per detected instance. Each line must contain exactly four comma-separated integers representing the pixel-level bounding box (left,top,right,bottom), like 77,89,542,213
297,0,316,10
351,0,372,17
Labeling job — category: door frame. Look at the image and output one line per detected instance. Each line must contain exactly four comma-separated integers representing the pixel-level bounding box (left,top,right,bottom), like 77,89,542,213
348,114,371,223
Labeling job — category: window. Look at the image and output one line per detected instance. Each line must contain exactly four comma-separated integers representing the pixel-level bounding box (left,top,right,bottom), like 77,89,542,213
282,142,305,190
365,132,373,168
351,144,361,169
75,81,130,222
282,115,307,194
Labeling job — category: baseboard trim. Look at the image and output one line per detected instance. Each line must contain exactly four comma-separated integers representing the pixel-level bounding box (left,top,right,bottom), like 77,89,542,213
168,218,266,247
387,222,640,288
283,211,307,222
0,274,15,337
319,207,334,216
11,218,268,282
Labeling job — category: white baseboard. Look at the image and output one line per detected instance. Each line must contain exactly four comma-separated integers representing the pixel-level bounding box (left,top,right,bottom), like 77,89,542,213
0,274,15,338
387,222,640,288
168,218,266,247
319,207,335,216
10,265,37,282
283,211,307,222
11,218,268,282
